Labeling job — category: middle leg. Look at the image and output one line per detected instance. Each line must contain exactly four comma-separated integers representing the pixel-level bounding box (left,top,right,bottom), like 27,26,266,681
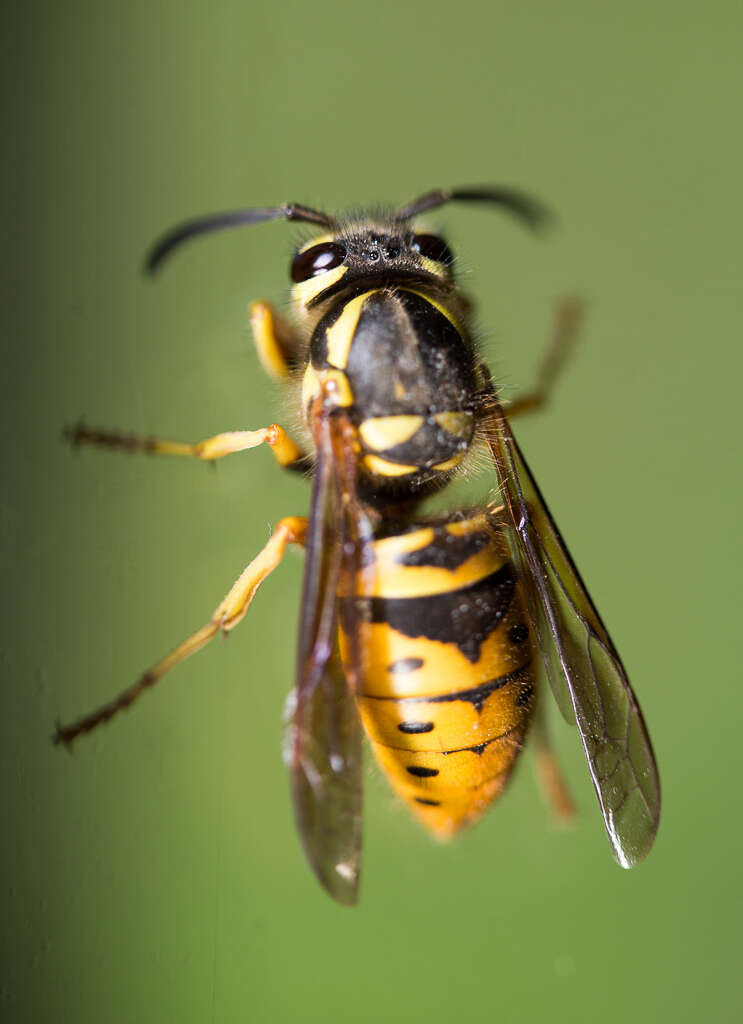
532,699,576,821
67,421,305,469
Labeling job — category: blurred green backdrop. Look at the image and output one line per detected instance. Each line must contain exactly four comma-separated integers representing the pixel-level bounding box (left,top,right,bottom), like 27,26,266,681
3,2,742,1021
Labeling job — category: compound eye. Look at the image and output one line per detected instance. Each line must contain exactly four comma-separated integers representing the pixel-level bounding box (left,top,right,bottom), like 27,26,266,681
411,233,454,266
291,242,346,283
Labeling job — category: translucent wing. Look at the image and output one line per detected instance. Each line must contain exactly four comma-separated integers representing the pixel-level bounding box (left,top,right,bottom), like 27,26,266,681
481,381,660,867
286,403,369,904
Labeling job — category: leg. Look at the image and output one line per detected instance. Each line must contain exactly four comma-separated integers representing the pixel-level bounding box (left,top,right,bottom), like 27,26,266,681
532,702,576,821
65,302,308,468
249,300,302,380
67,420,304,469
505,297,584,419
54,516,307,746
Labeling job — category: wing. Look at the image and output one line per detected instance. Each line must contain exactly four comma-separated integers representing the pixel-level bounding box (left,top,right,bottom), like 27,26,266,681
480,377,660,867
286,403,370,904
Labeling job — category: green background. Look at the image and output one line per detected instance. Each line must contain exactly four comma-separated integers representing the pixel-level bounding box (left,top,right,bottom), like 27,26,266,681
3,2,742,1021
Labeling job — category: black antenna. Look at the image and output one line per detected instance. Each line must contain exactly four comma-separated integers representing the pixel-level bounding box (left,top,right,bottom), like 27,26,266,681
394,185,551,231
146,202,334,274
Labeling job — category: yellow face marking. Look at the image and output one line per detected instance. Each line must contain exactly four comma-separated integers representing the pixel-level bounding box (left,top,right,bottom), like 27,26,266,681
359,414,424,452
419,255,449,280
432,453,464,472
291,263,348,313
325,291,375,369
363,454,419,477
433,411,473,438
297,232,335,253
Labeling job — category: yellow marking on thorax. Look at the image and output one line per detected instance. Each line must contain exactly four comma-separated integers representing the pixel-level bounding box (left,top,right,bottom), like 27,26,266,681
322,369,354,407
363,453,419,476
359,415,424,451
302,364,354,410
301,364,321,410
431,453,464,472
402,288,463,333
446,514,491,536
325,291,376,369
434,411,473,437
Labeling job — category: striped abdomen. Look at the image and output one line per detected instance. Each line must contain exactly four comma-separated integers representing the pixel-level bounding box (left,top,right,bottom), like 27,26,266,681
341,511,535,837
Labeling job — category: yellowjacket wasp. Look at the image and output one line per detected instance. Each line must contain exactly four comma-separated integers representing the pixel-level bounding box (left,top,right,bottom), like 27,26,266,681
56,186,660,904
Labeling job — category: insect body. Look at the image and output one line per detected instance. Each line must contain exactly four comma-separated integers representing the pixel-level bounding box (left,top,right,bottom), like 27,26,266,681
346,510,535,839
57,186,660,904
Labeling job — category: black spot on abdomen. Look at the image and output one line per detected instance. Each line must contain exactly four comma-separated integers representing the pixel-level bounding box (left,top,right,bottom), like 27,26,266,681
406,765,439,778
397,720,435,734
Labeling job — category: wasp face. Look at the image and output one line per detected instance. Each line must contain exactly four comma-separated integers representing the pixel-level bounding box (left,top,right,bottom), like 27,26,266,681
290,221,456,316
339,227,454,271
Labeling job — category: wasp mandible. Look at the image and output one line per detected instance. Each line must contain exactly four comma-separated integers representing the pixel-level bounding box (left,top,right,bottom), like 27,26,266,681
56,186,660,904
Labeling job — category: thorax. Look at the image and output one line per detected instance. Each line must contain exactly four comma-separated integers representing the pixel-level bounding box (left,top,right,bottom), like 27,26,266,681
301,286,478,503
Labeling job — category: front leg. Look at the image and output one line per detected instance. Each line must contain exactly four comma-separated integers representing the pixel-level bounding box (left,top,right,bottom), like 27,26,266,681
66,421,305,470
249,300,303,380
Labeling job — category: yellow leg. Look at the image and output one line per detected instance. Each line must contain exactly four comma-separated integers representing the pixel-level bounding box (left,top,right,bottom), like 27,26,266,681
66,420,304,469
250,300,302,379
54,516,308,747
505,296,584,419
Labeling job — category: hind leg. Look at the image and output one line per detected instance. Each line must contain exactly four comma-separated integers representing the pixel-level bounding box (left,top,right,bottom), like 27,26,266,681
55,516,307,746
532,700,576,821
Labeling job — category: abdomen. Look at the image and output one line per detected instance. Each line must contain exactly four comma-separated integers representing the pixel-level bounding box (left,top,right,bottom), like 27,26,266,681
341,510,536,837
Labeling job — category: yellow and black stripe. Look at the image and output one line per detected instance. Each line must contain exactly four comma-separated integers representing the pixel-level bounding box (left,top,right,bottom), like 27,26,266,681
302,286,477,498
340,511,535,837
